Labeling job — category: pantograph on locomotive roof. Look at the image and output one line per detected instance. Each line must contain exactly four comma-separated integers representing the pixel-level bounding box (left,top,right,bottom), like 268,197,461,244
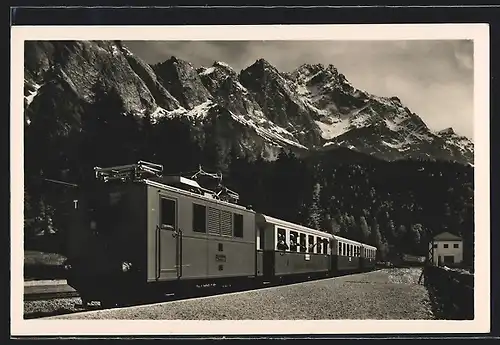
93,160,240,205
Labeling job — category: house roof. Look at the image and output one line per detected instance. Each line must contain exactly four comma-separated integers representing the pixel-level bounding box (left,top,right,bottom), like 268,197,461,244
433,231,462,241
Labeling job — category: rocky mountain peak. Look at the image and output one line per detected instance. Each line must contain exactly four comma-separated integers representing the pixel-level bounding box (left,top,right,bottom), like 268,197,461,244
438,127,457,136
152,56,212,110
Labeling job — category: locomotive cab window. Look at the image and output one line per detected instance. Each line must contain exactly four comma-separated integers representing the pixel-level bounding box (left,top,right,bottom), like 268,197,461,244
233,214,243,238
160,198,176,230
192,203,206,233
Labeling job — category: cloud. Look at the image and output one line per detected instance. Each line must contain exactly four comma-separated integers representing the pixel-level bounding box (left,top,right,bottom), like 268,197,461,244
123,40,474,141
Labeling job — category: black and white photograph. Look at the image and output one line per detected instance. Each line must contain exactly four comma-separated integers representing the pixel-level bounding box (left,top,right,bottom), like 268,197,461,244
11,23,490,336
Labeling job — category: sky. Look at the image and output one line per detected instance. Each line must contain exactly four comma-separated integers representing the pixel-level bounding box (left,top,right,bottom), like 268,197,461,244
124,40,474,141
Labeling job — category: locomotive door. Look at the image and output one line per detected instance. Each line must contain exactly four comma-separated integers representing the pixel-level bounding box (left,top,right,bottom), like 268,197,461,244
157,196,181,281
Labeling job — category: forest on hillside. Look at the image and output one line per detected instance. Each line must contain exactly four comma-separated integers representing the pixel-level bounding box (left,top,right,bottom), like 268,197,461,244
23,100,475,266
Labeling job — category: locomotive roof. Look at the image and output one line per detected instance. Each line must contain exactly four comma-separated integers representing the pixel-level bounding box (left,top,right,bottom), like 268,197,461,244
143,178,253,212
256,213,333,238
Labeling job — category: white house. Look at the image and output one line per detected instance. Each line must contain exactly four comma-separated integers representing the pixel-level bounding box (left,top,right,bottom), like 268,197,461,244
429,231,463,266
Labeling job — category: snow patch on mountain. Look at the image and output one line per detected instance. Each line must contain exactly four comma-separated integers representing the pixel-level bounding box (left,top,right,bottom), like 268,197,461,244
229,110,308,150
111,45,120,57
25,80,42,107
214,61,232,69
315,118,351,140
382,140,405,150
384,118,404,132
199,67,216,76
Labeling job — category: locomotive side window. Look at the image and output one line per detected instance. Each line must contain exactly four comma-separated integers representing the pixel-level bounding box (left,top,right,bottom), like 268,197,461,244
160,198,176,230
308,235,314,253
289,231,298,252
192,203,206,233
233,213,243,238
299,233,306,253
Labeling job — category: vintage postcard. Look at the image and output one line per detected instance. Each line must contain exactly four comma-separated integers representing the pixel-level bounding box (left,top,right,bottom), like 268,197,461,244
11,23,490,337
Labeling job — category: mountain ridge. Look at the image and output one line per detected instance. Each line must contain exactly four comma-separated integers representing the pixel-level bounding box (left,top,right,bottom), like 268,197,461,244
24,40,474,166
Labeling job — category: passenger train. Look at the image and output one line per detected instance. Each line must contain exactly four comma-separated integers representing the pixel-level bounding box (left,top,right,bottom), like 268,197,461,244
64,161,377,307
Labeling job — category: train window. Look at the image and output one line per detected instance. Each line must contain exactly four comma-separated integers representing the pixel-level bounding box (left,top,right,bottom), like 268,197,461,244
277,228,287,251
257,227,265,250
192,204,206,233
160,198,176,229
289,231,298,252
233,214,243,238
299,233,306,253
308,235,314,253
338,243,342,256
322,239,328,254
316,237,322,254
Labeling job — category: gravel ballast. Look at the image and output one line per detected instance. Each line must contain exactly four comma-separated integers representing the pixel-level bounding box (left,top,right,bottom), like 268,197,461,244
24,297,85,319
43,268,435,320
